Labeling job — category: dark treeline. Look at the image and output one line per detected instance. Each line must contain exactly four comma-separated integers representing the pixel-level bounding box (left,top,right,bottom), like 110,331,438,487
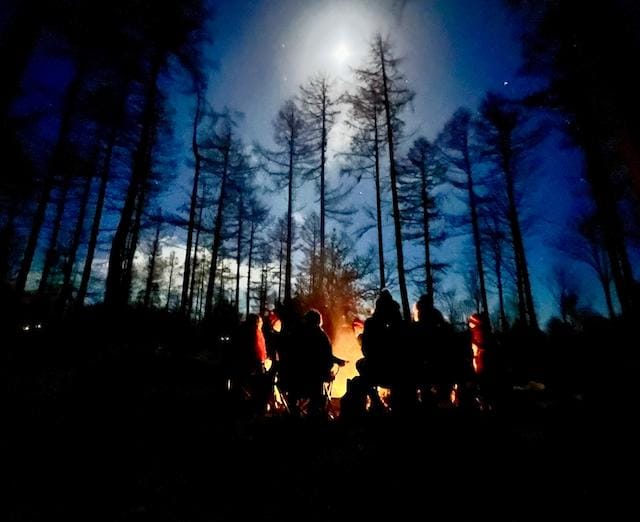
1,0,638,341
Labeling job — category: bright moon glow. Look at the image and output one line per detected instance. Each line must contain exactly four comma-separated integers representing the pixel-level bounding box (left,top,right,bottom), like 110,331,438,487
333,42,351,63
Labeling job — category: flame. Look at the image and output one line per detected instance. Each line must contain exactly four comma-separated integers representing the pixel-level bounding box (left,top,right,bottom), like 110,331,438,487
450,383,459,406
328,324,363,398
471,342,480,374
271,319,282,333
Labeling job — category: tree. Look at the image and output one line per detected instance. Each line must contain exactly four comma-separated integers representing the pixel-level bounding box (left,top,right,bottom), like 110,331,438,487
358,34,415,319
483,208,509,331
262,99,312,304
438,108,490,317
300,74,340,289
342,74,387,290
508,0,638,317
187,178,209,317
203,113,250,319
476,93,541,329
105,0,211,309
165,250,178,311
296,212,322,296
16,67,86,295
58,139,102,306
269,216,288,303
558,212,616,318
298,226,375,339
399,137,446,309
244,196,269,317
180,91,205,313
142,212,166,309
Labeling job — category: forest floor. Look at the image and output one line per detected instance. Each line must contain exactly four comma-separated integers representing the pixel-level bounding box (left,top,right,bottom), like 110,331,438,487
6,331,637,521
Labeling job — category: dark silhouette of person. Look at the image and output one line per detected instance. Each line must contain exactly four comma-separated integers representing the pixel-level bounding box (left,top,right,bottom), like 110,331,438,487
271,298,304,404
357,289,406,412
410,296,446,407
288,309,345,417
468,311,498,411
229,313,270,414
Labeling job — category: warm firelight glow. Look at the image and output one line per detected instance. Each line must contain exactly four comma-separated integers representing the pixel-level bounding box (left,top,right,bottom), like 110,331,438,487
471,342,480,373
271,319,282,333
450,384,459,407
329,324,363,397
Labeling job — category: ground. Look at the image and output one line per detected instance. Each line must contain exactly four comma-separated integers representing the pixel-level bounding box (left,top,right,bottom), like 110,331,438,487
6,323,636,521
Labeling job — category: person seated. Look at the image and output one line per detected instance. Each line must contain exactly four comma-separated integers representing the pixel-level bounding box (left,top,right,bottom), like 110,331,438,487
357,289,406,412
288,309,345,417
229,314,271,414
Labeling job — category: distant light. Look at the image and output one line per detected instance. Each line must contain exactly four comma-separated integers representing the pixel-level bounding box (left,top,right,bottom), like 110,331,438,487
503,81,509,86
281,43,286,48
22,325,30,331
333,43,350,64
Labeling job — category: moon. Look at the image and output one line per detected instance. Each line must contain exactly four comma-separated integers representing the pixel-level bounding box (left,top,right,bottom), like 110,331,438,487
333,42,351,63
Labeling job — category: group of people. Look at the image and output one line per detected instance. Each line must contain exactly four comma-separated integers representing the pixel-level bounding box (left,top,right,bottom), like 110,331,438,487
226,303,345,418
225,289,498,418
346,290,497,415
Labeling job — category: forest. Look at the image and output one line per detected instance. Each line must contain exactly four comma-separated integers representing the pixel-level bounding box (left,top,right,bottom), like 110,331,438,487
4,1,640,520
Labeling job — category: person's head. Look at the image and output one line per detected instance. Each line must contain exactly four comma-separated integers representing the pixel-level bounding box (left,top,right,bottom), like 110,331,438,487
468,312,482,330
304,309,323,328
374,289,401,321
246,313,262,330
415,294,432,323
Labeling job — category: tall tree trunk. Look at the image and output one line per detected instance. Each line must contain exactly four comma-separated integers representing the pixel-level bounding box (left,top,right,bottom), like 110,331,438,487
373,109,386,290
319,92,327,289
77,124,117,306
259,266,268,314
463,142,489,318
586,147,635,317
419,162,434,309
60,137,103,305
0,199,19,281
105,58,161,308
378,38,410,319
277,236,283,303
188,183,205,317
204,142,231,318
246,223,255,318
16,68,83,294
218,261,227,302
166,255,175,311
235,193,243,315
599,274,615,320
59,174,92,305
181,94,202,313
38,164,73,294
143,220,161,308
494,251,508,331
197,261,206,320
502,148,538,329
310,220,317,292
284,140,294,303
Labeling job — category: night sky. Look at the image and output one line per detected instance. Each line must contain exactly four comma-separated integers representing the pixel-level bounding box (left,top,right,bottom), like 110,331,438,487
195,0,590,323
15,0,622,323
